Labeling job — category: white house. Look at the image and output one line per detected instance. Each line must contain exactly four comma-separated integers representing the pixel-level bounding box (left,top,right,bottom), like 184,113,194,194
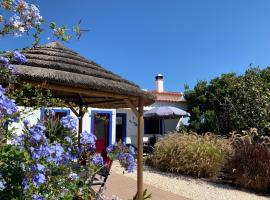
14,74,187,149
116,74,187,147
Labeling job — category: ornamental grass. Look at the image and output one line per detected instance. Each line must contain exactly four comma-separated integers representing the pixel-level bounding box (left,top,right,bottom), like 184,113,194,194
146,132,232,178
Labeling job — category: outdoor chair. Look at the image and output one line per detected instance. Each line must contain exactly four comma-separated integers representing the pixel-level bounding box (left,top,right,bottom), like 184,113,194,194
89,158,112,195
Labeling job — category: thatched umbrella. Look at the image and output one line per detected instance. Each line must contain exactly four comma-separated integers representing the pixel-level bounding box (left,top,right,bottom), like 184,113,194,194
9,42,154,199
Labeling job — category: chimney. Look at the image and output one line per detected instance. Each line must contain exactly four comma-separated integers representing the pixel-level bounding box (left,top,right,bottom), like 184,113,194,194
155,73,164,93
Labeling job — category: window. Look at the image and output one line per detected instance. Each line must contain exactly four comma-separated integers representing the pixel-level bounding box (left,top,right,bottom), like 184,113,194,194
145,118,162,134
40,109,70,123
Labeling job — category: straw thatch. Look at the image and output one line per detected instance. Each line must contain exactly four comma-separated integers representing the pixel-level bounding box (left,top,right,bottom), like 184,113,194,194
10,42,154,108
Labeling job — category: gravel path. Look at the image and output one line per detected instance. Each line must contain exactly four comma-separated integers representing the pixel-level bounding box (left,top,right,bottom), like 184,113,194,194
111,162,270,200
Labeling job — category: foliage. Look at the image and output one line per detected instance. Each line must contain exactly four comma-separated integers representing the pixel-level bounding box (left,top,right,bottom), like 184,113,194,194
131,189,152,200
185,67,270,135
225,128,270,193
43,110,77,144
0,144,25,199
8,83,65,108
146,132,232,178
0,0,85,45
0,105,136,199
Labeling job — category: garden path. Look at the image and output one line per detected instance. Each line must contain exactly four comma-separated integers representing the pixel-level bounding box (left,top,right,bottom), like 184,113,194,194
105,172,189,200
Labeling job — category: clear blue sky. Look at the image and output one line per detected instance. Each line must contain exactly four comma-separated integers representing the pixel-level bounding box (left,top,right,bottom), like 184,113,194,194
1,0,270,92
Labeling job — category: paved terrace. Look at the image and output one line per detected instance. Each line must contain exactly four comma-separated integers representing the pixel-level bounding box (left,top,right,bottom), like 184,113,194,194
105,172,189,200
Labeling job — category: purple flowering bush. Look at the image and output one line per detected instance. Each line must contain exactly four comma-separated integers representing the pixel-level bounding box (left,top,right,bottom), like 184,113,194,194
107,143,136,173
0,1,136,199
0,104,136,199
0,49,26,88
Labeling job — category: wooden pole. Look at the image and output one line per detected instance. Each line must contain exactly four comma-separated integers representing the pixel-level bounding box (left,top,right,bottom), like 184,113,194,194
78,105,83,147
137,97,144,200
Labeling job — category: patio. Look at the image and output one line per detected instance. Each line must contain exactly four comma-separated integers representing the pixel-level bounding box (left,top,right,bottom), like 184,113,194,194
105,172,189,200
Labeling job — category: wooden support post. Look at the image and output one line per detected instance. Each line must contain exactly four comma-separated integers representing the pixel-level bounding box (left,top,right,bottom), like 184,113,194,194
78,105,84,147
137,97,144,200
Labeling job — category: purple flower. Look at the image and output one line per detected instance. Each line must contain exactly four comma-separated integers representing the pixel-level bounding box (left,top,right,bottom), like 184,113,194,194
116,153,136,173
13,135,24,147
0,179,6,190
29,124,46,143
12,51,26,64
92,155,104,166
60,115,77,131
22,177,29,191
0,85,18,121
32,173,46,188
68,172,79,180
0,56,10,66
129,145,135,155
32,194,45,200
8,64,16,73
31,163,45,172
47,142,65,164
30,145,50,160
23,119,29,127
64,136,72,144
106,145,114,153
80,131,96,149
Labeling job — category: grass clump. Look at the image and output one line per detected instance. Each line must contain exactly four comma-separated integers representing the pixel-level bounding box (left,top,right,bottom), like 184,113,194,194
225,129,270,193
146,132,232,178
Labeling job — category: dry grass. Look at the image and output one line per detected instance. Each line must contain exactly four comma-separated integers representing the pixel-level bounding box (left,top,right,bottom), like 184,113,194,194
146,132,232,178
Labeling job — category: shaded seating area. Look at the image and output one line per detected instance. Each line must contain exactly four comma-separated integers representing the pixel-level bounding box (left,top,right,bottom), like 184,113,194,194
11,41,155,199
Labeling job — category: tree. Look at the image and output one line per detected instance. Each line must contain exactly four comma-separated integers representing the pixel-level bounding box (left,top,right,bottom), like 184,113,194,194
185,67,270,135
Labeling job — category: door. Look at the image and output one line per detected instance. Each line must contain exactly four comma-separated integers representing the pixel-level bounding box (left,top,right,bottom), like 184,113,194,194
93,113,110,154
116,113,126,143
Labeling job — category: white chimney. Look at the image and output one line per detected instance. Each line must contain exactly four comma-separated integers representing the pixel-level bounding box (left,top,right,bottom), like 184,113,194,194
155,73,164,93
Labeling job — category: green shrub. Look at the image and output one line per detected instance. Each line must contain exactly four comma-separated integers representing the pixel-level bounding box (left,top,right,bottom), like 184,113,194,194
146,132,232,178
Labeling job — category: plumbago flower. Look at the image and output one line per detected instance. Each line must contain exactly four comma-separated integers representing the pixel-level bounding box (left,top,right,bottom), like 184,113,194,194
0,0,43,37
0,85,18,124
12,50,26,64
92,154,104,167
80,130,96,151
0,50,26,86
106,143,137,173
60,115,77,131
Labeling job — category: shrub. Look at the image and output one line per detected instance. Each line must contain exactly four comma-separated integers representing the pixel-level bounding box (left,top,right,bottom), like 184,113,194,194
146,132,232,178
225,129,270,193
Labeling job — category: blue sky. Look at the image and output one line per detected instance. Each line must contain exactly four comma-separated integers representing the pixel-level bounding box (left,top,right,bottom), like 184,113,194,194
1,0,270,92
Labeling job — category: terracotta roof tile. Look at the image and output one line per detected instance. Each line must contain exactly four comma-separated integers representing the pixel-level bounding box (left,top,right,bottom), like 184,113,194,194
149,91,186,102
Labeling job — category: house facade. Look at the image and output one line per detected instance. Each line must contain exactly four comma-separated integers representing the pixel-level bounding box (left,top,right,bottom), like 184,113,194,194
116,74,187,146
14,74,187,149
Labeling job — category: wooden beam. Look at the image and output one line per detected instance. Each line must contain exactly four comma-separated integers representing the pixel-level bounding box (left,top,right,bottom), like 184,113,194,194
137,97,144,200
85,99,125,105
27,81,138,100
68,103,79,117
124,99,139,117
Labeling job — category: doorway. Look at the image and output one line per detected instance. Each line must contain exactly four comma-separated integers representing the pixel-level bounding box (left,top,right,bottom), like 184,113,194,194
116,113,126,143
91,111,112,154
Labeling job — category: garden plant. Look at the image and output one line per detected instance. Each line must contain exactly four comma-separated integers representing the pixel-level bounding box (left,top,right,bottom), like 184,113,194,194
0,0,136,199
146,132,232,178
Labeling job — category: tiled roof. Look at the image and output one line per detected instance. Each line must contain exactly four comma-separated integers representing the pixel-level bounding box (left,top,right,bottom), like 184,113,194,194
149,91,186,103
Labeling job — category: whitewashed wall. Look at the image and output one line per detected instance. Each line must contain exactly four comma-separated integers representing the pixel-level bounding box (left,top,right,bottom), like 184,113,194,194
116,108,139,147
12,107,116,145
116,101,188,146
12,102,186,147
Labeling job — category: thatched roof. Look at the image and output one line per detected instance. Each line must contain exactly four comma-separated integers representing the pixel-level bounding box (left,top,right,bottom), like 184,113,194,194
11,42,154,108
